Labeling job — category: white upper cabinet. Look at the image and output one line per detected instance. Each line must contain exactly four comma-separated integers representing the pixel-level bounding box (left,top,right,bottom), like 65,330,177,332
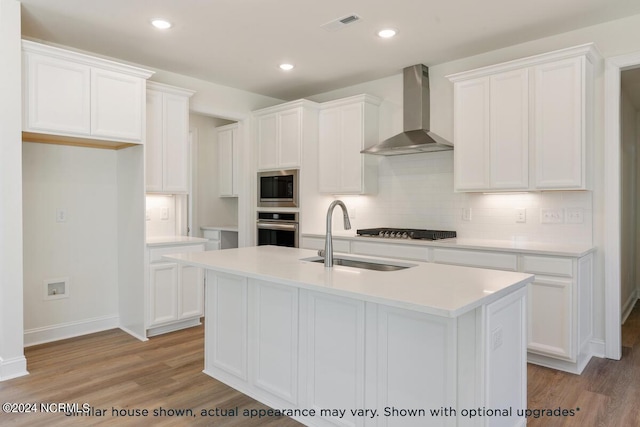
533,57,587,189
145,82,195,193
253,100,319,171
217,123,239,197
318,94,381,194
22,40,153,145
448,43,600,192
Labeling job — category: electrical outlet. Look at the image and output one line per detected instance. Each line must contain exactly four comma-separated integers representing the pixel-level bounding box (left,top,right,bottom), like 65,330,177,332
515,208,526,223
565,208,584,224
540,208,563,224
160,207,169,220
56,209,67,223
462,208,472,221
492,327,503,350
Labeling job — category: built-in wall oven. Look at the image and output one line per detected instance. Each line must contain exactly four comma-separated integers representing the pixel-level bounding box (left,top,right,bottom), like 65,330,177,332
257,169,298,208
256,212,298,248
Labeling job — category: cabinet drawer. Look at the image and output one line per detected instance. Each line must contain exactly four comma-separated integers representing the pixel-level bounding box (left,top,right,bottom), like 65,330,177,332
202,229,221,240
149,244,204,263
522,255,573,277
350,241,428,261
433,248,517,271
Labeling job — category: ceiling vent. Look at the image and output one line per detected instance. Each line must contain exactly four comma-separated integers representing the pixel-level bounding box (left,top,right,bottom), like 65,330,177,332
321,14,362,31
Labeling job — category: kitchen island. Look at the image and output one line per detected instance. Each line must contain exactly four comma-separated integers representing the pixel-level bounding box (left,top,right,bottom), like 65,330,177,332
165,246,534,427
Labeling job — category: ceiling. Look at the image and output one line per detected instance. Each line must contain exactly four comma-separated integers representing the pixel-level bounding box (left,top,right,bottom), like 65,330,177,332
20,0,640,101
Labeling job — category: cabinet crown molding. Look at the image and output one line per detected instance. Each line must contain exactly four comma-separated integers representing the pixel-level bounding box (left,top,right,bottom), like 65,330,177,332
147,81,195,98
446,43,602,82
319,94,382,109
252,99,319,116
22,39,154,79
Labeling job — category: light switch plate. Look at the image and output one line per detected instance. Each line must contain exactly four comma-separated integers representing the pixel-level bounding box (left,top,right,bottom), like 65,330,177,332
462,208,472,221
540,208,563,224
160,207,169,220
56,209,67,223
565,208,584,224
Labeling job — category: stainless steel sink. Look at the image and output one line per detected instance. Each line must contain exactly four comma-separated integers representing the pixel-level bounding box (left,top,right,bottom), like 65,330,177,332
301,256,416,271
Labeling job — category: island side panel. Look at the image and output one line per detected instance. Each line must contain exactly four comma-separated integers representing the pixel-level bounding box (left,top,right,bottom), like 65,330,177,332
484,286,527,427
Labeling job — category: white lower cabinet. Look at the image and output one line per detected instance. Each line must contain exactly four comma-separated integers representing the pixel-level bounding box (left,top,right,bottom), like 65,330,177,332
146,243,204,337
305,291,365,427
203,271,527,427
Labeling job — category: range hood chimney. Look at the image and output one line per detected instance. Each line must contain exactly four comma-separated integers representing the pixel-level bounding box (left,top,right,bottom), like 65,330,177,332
361,64,453,156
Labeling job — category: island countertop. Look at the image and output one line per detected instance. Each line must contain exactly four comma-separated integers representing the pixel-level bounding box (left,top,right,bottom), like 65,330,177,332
164,245,533,317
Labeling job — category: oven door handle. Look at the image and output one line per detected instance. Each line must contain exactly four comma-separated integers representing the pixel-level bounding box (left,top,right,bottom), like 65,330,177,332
256,222,298,231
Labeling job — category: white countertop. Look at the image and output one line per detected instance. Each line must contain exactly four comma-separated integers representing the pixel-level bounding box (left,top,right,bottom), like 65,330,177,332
146,235,209,247
201,225,239,232
164,245,533,318
302,233,595,257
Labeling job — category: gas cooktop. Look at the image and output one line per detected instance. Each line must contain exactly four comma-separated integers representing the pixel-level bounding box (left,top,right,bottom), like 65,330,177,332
356,228,457,240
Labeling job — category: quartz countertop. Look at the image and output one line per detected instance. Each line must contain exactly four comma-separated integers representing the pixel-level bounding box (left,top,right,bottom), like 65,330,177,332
164,245,533,318
146,235,209,247
302,233,595,257
200,225,239,232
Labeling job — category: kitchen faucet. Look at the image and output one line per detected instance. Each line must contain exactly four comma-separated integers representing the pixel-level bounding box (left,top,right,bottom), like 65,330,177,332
322,200,351,268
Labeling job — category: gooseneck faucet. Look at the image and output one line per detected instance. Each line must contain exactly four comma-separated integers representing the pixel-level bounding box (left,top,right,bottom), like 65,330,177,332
323,200,351,268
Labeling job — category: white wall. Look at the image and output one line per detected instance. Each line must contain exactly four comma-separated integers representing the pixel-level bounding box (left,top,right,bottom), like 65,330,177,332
0,0,27,380
22,143,119,344
621,90,639,319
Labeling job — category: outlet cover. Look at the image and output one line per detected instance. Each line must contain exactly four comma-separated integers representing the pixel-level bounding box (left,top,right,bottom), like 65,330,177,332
56,209,67,223
515,208,526,223
565,208,584,224
160,207,169,220
540,208,564,224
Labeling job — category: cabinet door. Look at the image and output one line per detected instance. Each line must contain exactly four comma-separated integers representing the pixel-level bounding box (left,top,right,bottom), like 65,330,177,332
149,262,179,326
145,90,164,192
257,114,278,170
178,264,203,319
24,52,91,135
91,68,144,142
318,108,341,193
527,278,574,360
454,77,490,190
490,69,529,189
162,93,189,192
339,103,365,193
250,280,299,405
206,272,248,380
306,291,365,427
218,127,234,197
534,57,584,189
278,109,301,168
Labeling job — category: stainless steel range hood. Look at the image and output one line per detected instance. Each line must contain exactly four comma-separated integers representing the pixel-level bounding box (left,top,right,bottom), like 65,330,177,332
362,64,453,156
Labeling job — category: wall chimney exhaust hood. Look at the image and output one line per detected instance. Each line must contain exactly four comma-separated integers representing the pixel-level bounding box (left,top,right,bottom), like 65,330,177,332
361,64,453,156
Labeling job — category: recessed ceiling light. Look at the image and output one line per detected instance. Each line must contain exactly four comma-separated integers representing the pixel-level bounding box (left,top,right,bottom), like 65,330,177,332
377,28,397,38
151,19,172,30
279,63,295,71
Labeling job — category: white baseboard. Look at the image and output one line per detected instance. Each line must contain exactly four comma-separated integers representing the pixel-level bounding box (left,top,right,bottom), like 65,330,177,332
146,318,201,337
24,314,119,347
621,292,638,324
0,356,29,381
119,326,148,342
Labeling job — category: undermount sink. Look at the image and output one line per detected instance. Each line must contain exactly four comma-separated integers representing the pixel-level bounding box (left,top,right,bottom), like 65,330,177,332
301,256,416,271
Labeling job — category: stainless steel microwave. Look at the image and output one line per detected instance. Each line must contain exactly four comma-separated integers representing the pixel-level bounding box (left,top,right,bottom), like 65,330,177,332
257,169,299,207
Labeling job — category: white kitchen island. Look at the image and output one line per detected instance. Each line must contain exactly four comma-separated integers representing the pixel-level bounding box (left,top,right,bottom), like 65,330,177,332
164,246,534,427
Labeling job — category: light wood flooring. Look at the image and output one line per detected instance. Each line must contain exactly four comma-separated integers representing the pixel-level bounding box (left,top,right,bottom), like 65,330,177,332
2,304,640,426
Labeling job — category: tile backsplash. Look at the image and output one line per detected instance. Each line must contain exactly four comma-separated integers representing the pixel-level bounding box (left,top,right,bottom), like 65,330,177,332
336,151,592,245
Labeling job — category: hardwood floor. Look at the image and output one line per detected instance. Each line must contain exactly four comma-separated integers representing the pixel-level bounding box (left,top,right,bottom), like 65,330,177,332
528,302,640,427
2,305,640,426
0,326,302,426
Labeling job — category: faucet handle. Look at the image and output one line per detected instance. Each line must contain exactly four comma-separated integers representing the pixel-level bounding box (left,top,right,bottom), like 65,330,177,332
317,249,325,258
